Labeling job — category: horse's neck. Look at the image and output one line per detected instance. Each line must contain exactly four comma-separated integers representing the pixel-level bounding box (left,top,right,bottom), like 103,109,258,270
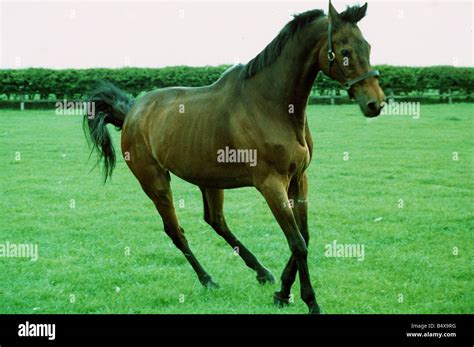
250,22,326,131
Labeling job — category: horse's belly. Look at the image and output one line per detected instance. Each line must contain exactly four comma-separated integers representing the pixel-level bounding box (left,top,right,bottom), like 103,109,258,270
170,165,254,189
177,174,254,189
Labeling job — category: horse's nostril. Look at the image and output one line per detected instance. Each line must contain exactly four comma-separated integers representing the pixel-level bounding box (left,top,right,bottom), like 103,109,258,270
367,101,378,111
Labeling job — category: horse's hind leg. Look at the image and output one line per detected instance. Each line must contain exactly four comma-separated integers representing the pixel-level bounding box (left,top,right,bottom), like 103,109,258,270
137,165,218,288
201,187,275,284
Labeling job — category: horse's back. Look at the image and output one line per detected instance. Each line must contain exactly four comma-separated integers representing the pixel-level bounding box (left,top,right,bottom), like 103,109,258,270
125,65,243,128
121,65,257,187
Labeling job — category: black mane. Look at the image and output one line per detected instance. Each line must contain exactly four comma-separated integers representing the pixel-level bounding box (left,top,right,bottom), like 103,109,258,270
242,5,366,79
242,9,324,79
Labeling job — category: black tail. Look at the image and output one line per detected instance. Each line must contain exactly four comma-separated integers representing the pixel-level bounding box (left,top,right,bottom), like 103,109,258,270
83,80,134,182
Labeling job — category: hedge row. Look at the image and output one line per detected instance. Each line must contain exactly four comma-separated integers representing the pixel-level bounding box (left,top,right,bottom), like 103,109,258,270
316,65,473,94
0,66,229,100
0,65,472,100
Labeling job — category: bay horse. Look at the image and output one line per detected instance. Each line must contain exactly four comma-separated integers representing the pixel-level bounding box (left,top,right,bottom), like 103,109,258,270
84,2,385,314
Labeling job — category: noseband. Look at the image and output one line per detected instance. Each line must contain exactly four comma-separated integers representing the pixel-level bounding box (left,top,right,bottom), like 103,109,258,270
327,21,380,90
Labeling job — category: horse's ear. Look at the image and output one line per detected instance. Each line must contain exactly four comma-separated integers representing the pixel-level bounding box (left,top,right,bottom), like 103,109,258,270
354,3,368,23
328,1,341,26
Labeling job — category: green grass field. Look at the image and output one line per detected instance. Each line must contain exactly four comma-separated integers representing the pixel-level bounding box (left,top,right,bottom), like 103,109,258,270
0,104,472,314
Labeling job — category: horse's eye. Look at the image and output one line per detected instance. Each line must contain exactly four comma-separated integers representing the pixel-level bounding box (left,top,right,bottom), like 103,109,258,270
341,49,351,57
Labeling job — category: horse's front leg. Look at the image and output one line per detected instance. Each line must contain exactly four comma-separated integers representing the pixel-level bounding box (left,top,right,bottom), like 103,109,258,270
257,173,319,314
273,173,312,309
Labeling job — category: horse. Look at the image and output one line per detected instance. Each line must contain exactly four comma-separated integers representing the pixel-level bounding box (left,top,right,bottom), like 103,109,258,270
83,2,385,314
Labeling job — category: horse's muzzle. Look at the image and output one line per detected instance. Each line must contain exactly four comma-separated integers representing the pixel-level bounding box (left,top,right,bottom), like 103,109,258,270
363,99,386,118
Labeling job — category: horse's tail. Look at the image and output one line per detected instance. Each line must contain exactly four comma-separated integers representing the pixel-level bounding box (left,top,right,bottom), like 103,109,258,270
83,80,134,182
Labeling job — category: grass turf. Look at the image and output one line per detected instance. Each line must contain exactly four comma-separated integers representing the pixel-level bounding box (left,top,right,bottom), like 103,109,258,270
0,104,472,314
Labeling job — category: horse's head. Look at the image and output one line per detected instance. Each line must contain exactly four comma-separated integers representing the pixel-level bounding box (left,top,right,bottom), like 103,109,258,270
320,2,385,117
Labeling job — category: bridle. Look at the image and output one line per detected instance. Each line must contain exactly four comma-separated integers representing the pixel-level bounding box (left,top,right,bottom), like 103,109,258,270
327,21,380,90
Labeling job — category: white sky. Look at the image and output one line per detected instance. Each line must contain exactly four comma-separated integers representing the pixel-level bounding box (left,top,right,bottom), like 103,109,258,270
0,0,472,68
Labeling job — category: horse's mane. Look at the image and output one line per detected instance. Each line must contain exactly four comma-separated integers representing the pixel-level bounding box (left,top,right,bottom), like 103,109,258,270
242,5,366,79
242,9,324,79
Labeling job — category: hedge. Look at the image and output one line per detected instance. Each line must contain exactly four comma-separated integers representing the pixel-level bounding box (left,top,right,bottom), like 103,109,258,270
0,65,472,100
315,65,474,94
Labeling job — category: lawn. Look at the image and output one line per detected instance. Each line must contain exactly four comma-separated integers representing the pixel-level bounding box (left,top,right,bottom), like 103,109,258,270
0,104,472,314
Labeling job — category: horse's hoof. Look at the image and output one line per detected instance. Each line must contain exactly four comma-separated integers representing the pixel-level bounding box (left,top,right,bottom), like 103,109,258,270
309,305,321,314
257,270,276,285
205,280,220,289
273,291,291,308
201,277,220,289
